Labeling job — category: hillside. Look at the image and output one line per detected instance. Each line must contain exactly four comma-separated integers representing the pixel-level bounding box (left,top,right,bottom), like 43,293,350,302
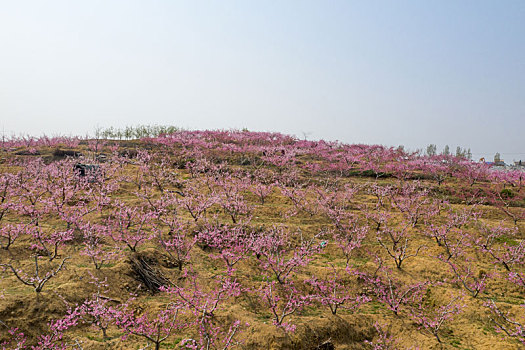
0,130,524,349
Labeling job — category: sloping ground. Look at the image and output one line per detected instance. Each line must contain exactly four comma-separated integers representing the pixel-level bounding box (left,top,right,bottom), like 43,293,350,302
0,131,524,349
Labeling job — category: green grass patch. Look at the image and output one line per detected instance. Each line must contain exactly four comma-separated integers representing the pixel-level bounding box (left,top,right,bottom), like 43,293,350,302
86,334,106,342
162,338,182,348
449,339,461,348
495,235,519,246
251,274,277,282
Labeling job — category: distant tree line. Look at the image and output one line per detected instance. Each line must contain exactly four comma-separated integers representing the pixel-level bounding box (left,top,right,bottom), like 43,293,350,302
95,125,181,140
425,144,472,159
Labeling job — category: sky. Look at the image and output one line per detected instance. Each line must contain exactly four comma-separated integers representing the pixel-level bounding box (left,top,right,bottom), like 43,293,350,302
0,1,524,160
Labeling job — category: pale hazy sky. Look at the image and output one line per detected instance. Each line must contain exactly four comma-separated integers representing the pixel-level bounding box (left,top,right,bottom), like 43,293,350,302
0,1,524,159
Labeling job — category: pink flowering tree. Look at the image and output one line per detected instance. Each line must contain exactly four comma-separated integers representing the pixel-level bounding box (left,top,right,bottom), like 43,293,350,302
475,224,524,272
0,328,27,350
485,300,525,345
278,183,319,218
43,276,118,341
410,293,465,343
180,319,247,350
364,322,400,350
43,159,90,229
1,255,68,293
163,270,242,320
485,184,525,226
0,172,15,242
152,212,196,271
197,223,252,273
176,179,217,222
78,221,121,269
306,264,370,315
0,222,31,251
115,302,185,350
253,227,324,284
439,256,490,298
31,315,76,350
212,173,252,224
361,268,429,316
29,226,74,262
424,207,478,261
258,280,311,332
389,181,440,228
108,202,154,252
331,216,368,267
249,168,276,205
376,223,425,269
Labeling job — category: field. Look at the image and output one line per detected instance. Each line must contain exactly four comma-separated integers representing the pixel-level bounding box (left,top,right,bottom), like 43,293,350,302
0,130,524,349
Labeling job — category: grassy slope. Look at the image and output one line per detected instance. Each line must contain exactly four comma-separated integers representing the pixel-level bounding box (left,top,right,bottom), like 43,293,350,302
0,141,523,350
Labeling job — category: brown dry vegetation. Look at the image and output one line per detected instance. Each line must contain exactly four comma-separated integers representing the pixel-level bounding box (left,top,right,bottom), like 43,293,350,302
0,139,524,350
